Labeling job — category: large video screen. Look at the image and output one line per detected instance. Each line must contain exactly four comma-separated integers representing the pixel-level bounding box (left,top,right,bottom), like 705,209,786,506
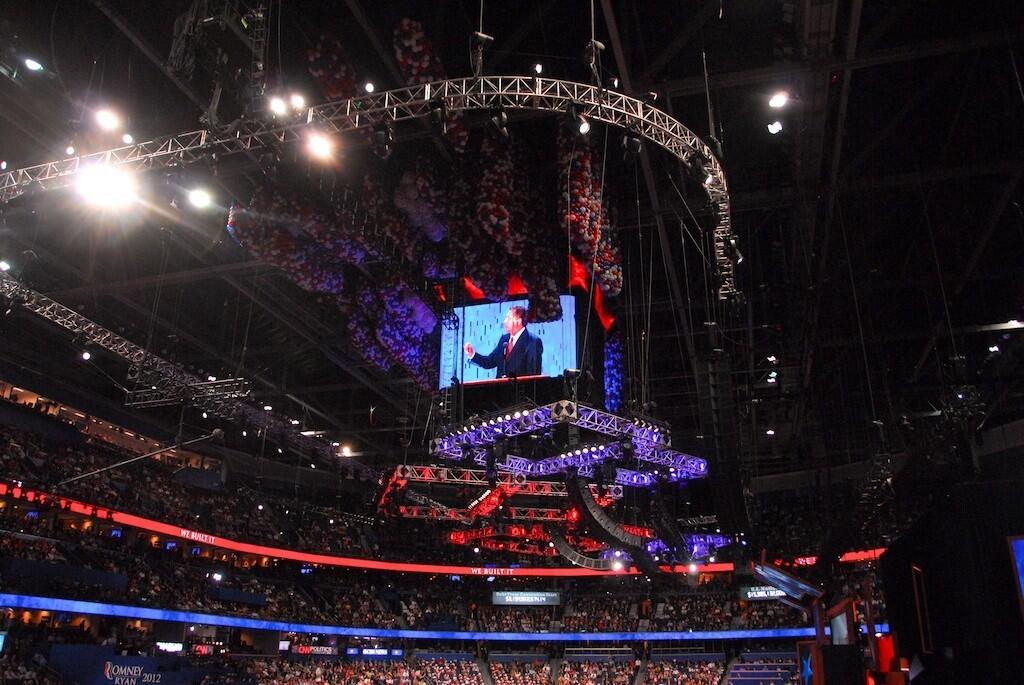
439,296,577,389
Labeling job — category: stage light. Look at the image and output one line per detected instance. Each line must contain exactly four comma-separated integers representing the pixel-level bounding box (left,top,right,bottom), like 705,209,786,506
207,375,217,382
0,260,9,272
269,97,287,116
611,559,624,572
341,445,352,457
24,58,44,72
263,404,273,411
767,377,777,384
769,91,789,108
1,161,6,170
548,541,554,548
257,504,263,510
765,429,775,436
290,419,300,425
290,93,306,110
613,550,622,558
490,110,510,141
201,412,208,419
76,165,138,208
532,63,543,75
188,188,212,208
688,563,698,573
709,556,716,563
212,572,222,582
364,81,375,93
95,109,121,131
703,171,715,186
989,345,1000,353
372,120,393,159
473,546,480,553
306,133,334,160
610,76,620,88
310,463,316,469
65,145,76,156
80,350,92,361
767,120,783,135
122,133,134,145
767,355,778,363
242,431,247,437
564,103,590,136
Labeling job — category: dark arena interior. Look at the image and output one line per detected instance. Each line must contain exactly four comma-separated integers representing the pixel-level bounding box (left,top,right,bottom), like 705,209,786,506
0,1,1023,684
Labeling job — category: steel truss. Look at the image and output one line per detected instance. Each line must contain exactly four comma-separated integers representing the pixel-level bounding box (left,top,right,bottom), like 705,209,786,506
429,400,707,483
0,77,736,299
396,504,569,522
0,273,320,452
390,464,623,499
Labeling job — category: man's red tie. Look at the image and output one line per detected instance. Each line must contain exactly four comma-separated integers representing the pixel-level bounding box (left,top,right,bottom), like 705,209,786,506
505,338,515,359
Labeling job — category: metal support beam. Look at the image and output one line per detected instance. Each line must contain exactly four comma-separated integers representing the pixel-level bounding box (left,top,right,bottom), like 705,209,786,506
910,171,1023,380
600,0,702,387
662,28,1024,97
89,0,208,112
48,261,265,300
638,0,721,85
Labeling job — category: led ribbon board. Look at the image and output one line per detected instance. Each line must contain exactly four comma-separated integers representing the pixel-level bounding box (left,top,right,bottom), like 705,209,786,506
0,594,888,642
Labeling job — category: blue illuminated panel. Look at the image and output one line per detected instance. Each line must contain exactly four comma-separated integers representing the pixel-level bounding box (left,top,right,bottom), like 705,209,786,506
0,594,887,642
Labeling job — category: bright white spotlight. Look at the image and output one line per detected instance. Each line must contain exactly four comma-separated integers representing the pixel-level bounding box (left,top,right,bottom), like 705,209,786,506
306,133,334,160
76,165,138,208
188,188,212,208
364,81,375,93
95,109,121,131
65,145,76,156
765,429,776,436
81,350,92,361
0,161,6,171
24,58,44,72
341,445,352,457
578,119,591,135
769,92,789,108
704,172,715,186
611,560,625,572
263,404,273,411
212,572,222,582
0,260,10,272
767,120,783,135
269,97,287,116
207,375,217,382
532,63,543,75
290,93,306,110
688,563,698,573
122,133,134,145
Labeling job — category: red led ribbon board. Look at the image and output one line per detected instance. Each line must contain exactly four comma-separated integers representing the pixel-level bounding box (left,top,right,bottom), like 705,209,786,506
0,482,731,576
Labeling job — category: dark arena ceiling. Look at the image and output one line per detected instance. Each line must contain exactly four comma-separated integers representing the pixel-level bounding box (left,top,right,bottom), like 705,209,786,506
0,1,1023,562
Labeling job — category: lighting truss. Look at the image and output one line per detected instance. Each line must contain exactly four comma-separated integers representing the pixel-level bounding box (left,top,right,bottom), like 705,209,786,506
0,77,736,299
430,400,671,456
0,273,321,453
389,464,623,499
396,504,569,522
125,377,251,409
429,400,707,484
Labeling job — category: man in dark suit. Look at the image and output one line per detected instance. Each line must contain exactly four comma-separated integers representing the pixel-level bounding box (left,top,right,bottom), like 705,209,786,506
464,305,543,378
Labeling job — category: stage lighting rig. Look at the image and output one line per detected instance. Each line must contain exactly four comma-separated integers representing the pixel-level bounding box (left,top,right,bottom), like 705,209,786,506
372,120,394,159
489,109,510,142
427,97,448,135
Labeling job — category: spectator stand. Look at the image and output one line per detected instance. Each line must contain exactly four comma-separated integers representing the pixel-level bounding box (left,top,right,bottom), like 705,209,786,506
727,652,796,685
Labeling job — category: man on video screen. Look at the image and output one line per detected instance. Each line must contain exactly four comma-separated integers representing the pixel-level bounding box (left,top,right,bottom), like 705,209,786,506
464,305,543,378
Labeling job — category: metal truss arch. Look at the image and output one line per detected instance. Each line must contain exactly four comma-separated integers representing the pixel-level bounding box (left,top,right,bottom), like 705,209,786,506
0,77,736,299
